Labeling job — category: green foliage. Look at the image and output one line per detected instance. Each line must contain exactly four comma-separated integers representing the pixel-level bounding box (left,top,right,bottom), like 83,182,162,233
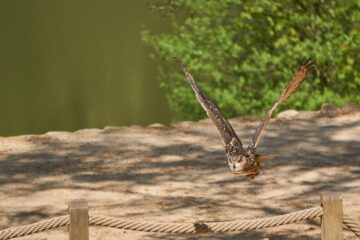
143,0,360,121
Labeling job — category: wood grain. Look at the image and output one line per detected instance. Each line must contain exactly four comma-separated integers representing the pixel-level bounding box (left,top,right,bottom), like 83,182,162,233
68,200,89,240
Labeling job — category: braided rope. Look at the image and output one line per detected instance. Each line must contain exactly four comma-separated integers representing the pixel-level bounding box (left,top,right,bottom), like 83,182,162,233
0,207,321,239
343,216,360,237
1,207,359,240
0,216,69,240
88,207,322,233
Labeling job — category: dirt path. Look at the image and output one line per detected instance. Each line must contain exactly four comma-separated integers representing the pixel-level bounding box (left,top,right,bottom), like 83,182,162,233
1,109,359,239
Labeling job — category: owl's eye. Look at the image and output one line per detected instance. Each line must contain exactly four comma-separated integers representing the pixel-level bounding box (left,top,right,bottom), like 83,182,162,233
233,156,242,163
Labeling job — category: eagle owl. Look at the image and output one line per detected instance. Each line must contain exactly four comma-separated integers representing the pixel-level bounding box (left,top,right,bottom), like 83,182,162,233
175,58,315,179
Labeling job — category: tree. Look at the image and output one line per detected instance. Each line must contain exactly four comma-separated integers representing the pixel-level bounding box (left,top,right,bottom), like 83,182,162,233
143,0,360,121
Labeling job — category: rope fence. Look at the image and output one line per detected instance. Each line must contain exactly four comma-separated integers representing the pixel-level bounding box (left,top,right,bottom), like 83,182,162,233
343,217,360,238
0,216,69,240
89,207,322,233
0,193,359,239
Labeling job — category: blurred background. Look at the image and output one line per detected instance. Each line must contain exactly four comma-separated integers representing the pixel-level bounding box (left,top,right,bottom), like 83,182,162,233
0,0,359,136
0,1,171,136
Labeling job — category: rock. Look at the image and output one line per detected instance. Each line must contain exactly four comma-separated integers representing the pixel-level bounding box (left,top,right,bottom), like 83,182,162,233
296,111,320,120
171,121,193,128
341,103,360,114
103,126,123,133
148,123,166,128
320,103,342,118
277,110,299,119
74,128,103,134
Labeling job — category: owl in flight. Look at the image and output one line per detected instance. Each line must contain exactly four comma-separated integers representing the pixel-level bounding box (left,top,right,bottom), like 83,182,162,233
175,58,315,179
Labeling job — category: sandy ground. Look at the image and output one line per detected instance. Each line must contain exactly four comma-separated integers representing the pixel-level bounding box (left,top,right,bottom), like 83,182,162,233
0,109,359,240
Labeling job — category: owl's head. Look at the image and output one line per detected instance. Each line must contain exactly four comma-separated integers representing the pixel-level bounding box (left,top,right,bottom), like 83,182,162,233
227,154,272,179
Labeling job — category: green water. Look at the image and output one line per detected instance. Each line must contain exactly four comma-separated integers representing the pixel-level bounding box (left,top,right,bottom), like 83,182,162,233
0,1,171,136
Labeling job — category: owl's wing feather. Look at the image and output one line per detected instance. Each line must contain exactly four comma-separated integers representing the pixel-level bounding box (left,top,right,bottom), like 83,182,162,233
248,58,316,151
175,58,245,154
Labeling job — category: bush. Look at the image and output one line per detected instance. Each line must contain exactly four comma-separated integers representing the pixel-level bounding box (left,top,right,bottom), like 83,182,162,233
143,0,360,121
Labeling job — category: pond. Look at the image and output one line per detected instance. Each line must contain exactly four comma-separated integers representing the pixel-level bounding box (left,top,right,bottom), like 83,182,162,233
0,1,171,136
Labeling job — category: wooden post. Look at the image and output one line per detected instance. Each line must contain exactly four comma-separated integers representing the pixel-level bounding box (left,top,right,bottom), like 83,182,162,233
320,193,343,240
68,200,89,240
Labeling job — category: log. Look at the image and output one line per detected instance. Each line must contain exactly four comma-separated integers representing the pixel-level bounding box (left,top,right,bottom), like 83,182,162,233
320,193,343,240
68,200,89,240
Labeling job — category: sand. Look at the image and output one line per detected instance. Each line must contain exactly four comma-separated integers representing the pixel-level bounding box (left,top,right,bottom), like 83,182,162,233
1,109,359,239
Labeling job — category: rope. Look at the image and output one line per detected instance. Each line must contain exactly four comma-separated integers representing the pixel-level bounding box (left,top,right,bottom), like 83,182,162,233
0,216,69,240
0,207,321,239
343,216,360,238
88,207,322,233
0,207,359,239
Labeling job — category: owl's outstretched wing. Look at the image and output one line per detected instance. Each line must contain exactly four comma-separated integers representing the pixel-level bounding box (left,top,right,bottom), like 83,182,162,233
247,58,316,152
175,58,245,154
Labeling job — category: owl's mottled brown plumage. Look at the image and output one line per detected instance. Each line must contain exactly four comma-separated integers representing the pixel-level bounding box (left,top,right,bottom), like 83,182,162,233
175,57,315,179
